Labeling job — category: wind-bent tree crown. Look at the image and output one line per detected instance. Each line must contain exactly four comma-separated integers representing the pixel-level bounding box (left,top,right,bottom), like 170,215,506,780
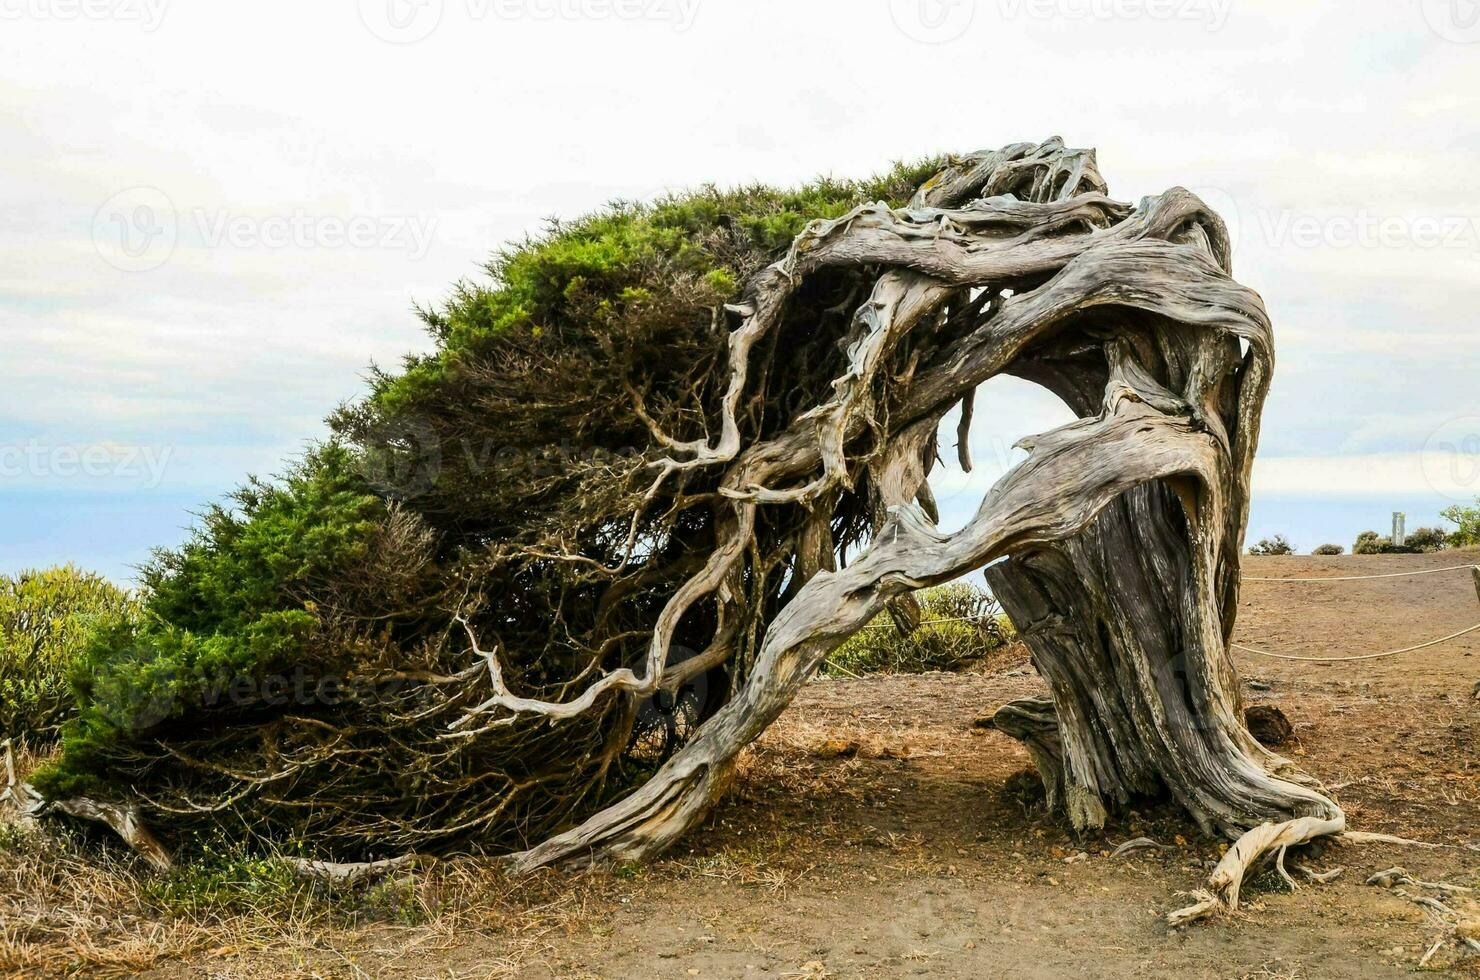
37,140,1341,921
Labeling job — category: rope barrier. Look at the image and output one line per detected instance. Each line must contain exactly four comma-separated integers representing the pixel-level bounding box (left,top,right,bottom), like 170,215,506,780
1233,620,1480,663
845,564,1480,664
1244,563,1478,583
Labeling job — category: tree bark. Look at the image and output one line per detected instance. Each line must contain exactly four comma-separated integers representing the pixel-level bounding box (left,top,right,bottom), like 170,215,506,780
508,139,1342,888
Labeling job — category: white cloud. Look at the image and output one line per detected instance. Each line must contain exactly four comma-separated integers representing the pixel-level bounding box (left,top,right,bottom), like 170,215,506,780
1,0,1477,554
1253,452,1480,500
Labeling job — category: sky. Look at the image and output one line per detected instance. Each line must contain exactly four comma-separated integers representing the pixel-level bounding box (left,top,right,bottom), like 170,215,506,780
2,0,1479,583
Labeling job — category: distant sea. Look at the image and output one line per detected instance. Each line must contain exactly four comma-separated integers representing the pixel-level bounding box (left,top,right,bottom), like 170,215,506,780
0,488,1469,587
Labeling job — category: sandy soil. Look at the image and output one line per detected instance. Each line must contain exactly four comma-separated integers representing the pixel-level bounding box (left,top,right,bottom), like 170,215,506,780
132,551,1480,977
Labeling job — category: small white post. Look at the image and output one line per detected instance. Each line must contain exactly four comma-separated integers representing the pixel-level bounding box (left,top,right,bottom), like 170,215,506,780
1392,512,1407,548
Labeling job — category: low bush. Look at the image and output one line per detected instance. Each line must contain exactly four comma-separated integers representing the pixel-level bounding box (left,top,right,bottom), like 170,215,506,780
1248,535,1296,556
825,583,1016,676
0,566,133,746
1441,499,1479,547
33,160,956,859
1353,527,1449,555
1405,527,1449,553
1311,544,1344,556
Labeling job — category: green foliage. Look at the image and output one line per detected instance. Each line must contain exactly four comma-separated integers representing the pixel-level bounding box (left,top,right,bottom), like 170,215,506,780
1248,535,1296,556
826,584,1016,676
140,444,383,634
1404,527,1450,553
1311,544,1344,556
34,445,407,801
339,159,947,535
139,841,304,918
1353,527,1450,555
0,565,133,746
384,160,943,393
42,154,959,858
1442,498,1480,547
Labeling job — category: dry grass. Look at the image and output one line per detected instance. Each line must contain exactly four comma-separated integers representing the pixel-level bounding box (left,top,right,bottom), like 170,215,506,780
0,735,833,979
0,822,217,978
0,806,635,979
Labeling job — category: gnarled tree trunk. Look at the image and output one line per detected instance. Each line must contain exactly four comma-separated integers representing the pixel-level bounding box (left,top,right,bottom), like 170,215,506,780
507,140,1343,918
30,139,1341,923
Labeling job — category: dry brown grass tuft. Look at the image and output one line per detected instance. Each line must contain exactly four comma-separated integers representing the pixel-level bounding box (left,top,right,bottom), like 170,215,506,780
0,801,630,980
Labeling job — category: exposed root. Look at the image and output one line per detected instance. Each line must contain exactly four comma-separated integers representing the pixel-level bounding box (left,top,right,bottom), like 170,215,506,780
284,854,433,884
1167,814,1346,927
1367,865,1480,967
5,740,172,872
1110,837,1167,858
31,791,173,873
1292,863,1344,884
1273,845,1298,892
1339,831,1447,849
1164,819,1475,926
1366,867,1473,896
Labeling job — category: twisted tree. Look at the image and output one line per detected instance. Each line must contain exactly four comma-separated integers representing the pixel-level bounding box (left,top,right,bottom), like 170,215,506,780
24,138,1342,922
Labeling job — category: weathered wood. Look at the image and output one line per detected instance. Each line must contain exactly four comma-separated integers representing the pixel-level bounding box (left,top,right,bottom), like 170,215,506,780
498,141,1343,889
22,140,1338,921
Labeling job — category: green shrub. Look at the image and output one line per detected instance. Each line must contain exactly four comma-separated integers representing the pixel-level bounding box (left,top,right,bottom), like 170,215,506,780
1442,498,1480,547
0,566,133,746
1311,544,1344,556
1405,527,1449,553
1248,535,1295,556
32,445,415,802
826,584,1016,676
38,158,953,857
1353,527,1449,555
138,841,304,918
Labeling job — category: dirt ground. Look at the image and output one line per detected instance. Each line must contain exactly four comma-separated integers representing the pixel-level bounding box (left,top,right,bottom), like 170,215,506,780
17,551,1480,978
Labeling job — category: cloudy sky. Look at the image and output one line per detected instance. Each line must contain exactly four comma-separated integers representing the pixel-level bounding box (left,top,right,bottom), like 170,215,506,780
3,0,1479,582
